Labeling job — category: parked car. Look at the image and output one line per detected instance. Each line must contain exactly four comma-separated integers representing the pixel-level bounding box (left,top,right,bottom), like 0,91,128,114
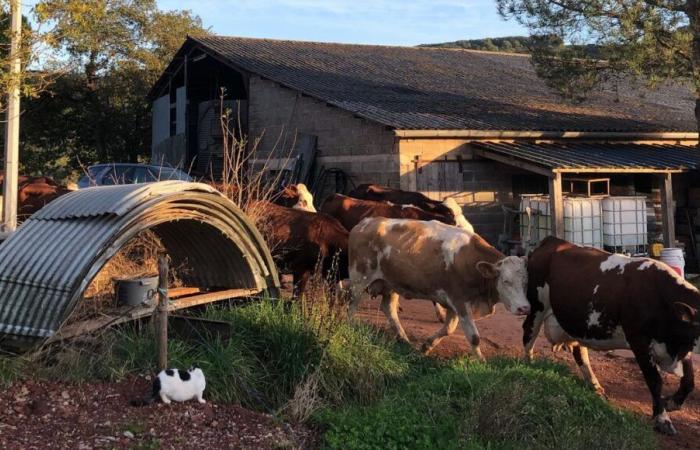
77,163,193,188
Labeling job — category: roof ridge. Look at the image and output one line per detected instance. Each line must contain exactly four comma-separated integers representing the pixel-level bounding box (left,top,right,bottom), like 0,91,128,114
192,34,530,58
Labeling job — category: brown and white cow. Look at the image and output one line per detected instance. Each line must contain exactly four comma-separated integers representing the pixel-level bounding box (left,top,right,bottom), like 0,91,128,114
348,184,451,214
321,194,472,232
255,201,348,295
523,236,700,435
347,185,474,232
274,183,316,212
348,217,529,359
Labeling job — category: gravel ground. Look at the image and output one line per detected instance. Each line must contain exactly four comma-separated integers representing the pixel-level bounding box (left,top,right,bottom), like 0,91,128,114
0,376,313,449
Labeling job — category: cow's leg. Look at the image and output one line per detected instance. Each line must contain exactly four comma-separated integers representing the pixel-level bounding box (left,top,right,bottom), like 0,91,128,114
630,340,676,435
455,304,484,361
293,270,311,298
432,301,447,323
572,345,606,398
522,308,546,361
664,357,695,412
346,280,365,320
421,307,459,354
381,291,410,343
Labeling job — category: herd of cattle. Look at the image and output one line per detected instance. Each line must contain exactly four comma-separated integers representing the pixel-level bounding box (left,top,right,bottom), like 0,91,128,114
4,175,700,436
266,182,700,436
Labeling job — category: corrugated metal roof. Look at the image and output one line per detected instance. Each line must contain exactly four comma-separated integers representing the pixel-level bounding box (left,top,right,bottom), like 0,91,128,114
0,182,279,349
473,142,700,172
153,35,696,132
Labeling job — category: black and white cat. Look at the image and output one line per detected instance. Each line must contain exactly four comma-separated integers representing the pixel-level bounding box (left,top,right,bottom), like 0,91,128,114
131,367,206,406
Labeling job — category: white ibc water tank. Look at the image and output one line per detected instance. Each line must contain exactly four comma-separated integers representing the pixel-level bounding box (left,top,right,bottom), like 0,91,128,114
520,195,603,248
602,196,648,253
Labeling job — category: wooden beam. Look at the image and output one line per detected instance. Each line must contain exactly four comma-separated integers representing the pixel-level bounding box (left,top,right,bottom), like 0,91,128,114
394,129,700,140
47,287,262,343
549,172,564,239
473,148,553,177
556,168,686,174
660,173,676,247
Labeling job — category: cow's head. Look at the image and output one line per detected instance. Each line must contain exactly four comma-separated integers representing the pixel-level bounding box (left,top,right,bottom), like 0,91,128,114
672,302,700,353
281,183,316,212
476,256,530,315
442,198,474,233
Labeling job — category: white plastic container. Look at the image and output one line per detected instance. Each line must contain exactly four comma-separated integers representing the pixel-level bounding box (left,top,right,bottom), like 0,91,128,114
660,248,685,278
520,195,603,248
602,196,648,253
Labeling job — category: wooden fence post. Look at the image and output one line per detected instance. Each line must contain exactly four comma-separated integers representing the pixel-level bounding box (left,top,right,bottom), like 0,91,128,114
156,252,169,371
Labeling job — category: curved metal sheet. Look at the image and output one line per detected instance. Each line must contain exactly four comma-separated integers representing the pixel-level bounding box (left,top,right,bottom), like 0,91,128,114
0,182,279,349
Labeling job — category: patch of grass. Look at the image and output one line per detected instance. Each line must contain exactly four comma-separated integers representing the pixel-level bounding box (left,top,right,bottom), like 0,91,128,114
0,354,25,387
202,298,409,409
315,357,656,450
18,297,656,449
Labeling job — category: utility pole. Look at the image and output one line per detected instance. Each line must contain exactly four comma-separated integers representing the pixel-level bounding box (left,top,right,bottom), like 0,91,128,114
3,0,21,232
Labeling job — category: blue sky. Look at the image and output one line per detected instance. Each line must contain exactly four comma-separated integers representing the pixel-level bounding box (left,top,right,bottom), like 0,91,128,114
156,0,527,46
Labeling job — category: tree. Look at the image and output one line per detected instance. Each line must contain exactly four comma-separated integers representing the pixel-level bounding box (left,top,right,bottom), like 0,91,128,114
26,0,207,167
496,1,699,129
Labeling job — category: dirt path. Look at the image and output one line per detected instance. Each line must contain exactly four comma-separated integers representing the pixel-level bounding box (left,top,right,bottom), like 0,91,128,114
0,377,311,450
356,298,700,450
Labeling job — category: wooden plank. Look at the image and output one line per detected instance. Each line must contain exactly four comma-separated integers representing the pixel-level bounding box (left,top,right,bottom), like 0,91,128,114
660,173,676,247
549,172,564,239
473,148,553,177
166,288,261,310
48,287,262,343
169,287,202,299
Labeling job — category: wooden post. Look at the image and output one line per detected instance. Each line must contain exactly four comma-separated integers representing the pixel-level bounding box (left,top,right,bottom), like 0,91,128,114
660,173,676,248
156,252,169,371
2,0,22,232
549,172,564,239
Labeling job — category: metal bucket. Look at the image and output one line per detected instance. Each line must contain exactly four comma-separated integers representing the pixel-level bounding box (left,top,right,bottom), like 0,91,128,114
113,275,158,306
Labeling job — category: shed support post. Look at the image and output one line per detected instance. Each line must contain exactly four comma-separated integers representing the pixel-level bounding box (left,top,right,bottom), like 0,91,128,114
156,252,169,371
549,172,564,239
660,173,675,248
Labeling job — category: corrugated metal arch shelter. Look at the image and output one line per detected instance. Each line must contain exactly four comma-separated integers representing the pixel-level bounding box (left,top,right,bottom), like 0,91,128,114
0,181,279,349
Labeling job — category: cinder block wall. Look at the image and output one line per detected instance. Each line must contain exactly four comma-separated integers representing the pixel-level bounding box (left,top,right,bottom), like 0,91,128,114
247,76,399,190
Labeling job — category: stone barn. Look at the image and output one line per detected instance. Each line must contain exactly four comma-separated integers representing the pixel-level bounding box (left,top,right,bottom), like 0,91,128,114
150,35,700,254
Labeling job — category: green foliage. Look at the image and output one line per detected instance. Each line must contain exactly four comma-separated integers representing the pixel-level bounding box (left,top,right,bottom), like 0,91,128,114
496,1,696,113
316,357,656,450
420,36,533,53
0,353,25,387
15,1,208,179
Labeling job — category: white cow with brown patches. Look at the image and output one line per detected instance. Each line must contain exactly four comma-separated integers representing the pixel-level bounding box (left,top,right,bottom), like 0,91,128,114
348,217,530,359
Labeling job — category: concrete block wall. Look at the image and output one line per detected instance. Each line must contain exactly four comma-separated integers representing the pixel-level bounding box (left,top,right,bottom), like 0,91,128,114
247,76,399,190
